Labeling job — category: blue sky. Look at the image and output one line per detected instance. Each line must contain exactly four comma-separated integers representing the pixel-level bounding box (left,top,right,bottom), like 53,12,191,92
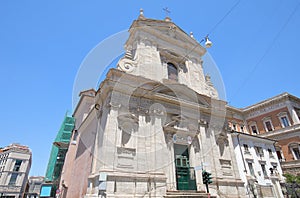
0,1,299,176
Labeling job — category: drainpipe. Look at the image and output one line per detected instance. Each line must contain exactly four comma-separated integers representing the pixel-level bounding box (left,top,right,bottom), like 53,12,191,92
237,133,247,173
236,133,251,198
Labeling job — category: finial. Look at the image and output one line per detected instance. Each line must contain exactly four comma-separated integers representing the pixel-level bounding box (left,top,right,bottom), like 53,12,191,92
138,8,145,19
205,74,213,86
190,32,194,38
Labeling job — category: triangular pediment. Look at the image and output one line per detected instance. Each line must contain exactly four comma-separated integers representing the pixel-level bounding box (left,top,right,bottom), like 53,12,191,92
125,18,206,57
151,83,210,108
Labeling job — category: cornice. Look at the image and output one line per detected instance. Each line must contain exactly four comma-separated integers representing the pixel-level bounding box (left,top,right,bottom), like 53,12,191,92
258,124,300,140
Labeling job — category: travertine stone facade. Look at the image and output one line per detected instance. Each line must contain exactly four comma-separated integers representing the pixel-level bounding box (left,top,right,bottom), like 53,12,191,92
59,11,300,198
80,13,246,198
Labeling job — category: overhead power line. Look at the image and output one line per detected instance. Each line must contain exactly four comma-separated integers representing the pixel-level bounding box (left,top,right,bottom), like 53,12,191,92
208,0,241,35
233,1,300,99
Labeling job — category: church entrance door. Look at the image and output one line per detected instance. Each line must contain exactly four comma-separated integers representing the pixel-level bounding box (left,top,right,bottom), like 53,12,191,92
174,144,196,190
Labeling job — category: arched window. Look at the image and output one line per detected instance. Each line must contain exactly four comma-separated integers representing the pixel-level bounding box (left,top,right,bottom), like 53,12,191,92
167,63,178,81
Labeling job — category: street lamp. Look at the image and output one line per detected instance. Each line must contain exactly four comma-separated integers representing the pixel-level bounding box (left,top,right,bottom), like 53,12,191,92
204,36,212,48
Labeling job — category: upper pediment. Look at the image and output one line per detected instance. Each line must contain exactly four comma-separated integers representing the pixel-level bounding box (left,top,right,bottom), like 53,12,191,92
125,18,206,58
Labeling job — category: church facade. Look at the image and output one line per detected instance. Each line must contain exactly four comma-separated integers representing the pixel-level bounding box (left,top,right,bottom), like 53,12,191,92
58,11,285,198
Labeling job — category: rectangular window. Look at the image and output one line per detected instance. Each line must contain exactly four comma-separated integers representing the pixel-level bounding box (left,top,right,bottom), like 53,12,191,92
261,164,268,177
243,144,249,152
268,149,274,158
13,159,22,172
281,116,290,127
276,150,283,161
72,130,78,141
255,146,264,157
248,162,255,176
167,63,178,81
8,173,18,185
265,121,273,131
251,125,258,134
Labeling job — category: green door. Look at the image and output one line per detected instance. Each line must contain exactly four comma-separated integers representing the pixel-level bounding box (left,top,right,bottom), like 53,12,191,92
175,155,197,190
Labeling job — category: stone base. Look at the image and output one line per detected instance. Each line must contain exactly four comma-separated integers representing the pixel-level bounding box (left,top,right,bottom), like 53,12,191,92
86,171,167,198
165,191,216,198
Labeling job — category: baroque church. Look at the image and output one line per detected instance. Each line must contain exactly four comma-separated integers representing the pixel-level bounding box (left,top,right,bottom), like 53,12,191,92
58,10,284,198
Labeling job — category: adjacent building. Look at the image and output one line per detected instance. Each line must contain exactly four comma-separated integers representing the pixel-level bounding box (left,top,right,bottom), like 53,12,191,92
58,89,96,198
24,176,44,198
43,113,75,197
245,93,300,175
231,132,284,198
0,143,32,198
225,93,300,197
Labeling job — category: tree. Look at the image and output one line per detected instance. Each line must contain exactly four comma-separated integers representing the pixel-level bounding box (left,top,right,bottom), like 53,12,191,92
283,173,300,184
283,173,300,198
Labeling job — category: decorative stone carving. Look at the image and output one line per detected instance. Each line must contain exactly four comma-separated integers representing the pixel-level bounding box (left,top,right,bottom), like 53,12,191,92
163,114,199,138
95,103,103,119
198,118,208,127
117,49,137,73
216,130,229,146
220,159,232,168
192,137,200,153
219,159,233,176
159,49,187,71
171,133,195,145
117,147,136,169
117,113,139,134
164,132,173,148
168,24,176,38
107,102,121,110
205,75,218,98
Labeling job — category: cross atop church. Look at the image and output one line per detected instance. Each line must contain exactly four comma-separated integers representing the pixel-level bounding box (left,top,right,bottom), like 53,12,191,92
163,7,171,17
163,7,171,21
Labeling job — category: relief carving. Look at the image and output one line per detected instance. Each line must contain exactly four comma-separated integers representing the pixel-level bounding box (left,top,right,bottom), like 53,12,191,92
117,49,137,73
117,147,136,169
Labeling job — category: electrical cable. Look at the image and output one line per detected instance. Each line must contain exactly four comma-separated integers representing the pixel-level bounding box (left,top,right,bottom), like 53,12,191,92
178,0,242,65
232,1,300,99
208,0,241,35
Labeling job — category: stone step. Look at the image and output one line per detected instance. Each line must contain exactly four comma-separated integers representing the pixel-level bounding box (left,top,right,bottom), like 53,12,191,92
164,191,217,198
